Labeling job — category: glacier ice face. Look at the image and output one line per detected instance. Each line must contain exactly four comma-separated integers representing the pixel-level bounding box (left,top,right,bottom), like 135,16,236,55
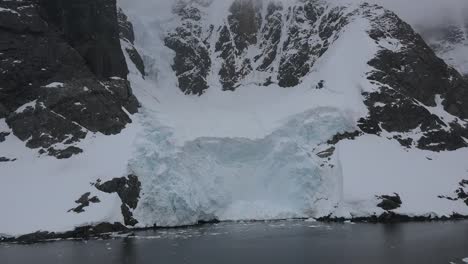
130,107,353,226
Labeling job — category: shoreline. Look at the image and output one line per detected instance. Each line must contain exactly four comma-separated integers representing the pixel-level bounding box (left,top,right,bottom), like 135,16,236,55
2,213,468,244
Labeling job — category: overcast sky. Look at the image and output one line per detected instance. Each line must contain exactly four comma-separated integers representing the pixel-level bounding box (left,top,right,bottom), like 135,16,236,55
119,0,468,27
363,0,468,26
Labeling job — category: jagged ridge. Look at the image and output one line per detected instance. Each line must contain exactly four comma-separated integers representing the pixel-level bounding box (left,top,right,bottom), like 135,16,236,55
165,0,468,151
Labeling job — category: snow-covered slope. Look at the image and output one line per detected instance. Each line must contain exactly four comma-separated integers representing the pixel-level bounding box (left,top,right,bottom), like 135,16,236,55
1,0,468,235
354,0,468,77
0,119,140,235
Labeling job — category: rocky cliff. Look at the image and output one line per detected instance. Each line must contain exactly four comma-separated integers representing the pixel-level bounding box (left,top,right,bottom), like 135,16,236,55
165,0,468,152
0,0,139,158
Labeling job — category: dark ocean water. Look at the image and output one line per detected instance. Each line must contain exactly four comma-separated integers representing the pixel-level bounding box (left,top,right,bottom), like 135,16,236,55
1,220,468,264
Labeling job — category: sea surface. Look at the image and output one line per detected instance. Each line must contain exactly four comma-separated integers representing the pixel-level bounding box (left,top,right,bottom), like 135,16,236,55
1,220,468,264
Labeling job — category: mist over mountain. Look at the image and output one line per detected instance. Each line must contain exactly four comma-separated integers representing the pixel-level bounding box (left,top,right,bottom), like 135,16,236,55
369,0,468,26
119,0,468,25
378,0,467,76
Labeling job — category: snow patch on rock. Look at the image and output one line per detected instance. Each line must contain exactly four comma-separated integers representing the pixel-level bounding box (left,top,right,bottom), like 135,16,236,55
43,82,65,89
14,100,38,114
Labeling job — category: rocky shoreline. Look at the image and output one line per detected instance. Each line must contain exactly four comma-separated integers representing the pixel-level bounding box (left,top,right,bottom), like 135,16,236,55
2,214,468,245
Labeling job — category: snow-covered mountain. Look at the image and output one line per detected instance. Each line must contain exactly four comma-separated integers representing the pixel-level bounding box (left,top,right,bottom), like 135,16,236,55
123,0,468,226
1,0,468,236
416,12,468,77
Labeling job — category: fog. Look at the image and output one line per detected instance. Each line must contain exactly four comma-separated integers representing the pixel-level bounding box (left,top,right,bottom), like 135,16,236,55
367,0,468,26
118,0,468,26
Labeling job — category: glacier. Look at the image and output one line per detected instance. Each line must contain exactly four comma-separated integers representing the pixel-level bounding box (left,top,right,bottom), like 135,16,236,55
119,0,371,226
130,108,353,226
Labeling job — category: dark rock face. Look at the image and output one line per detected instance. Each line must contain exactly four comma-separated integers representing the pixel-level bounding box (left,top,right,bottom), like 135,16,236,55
117,8,136,44
167,0,352,92
216,0,262,90
321,211,468,223
278,4,346,87
95,175,141,226
327,131,362,145
377,193,402,211
0,132,9,143
367,14,468,119
256,3,283,73
120,204,138,226
0,157,16,162
47,146,84,160
165,2,211,95
8,222,128,244
0,1,139,158
359,5,468,151
38,0,128,79
439,179,468,206
118,8,146,77
228,0,262,52
68,192,101,213
316,147,335,158
163,1,468,154
7,103,87,150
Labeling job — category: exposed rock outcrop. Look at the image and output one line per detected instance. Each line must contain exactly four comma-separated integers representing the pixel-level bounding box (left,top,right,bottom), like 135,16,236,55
327,131,362,145
216,0,263,90
359,5,468,151
118,8,146,77
164,1,468,152
68,192,101,213
0,157,15,162
0,132,9,143
95,175,141,226
167,0,352,91
439,179,468,206
319,212,468,223
0,0,139,158
377,193,402,211
38,0,129,79
5,222,129,244
165,1,212,95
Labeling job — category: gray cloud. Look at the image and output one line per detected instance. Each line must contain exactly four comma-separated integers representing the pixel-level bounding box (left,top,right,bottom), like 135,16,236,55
118,0,468,27
365,0,468,26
